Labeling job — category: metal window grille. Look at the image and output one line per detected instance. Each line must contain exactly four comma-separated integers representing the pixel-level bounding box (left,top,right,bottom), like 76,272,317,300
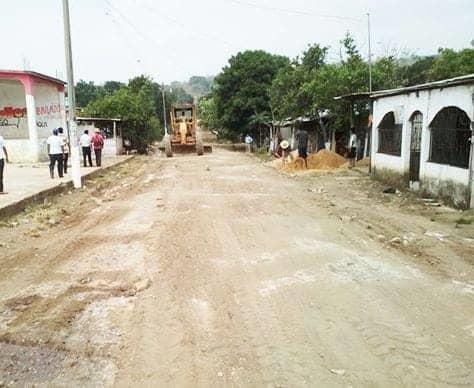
429,107,471,169
410,112,423,152
378,112,402,156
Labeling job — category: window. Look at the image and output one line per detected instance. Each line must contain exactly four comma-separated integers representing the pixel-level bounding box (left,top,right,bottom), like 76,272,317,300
378,112,403,156
429,107,471,169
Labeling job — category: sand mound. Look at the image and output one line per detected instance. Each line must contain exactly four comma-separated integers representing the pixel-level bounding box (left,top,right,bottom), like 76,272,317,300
280,149,348,172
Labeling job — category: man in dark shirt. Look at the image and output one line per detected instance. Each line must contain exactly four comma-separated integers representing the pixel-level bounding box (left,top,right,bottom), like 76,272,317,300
296,129,309,168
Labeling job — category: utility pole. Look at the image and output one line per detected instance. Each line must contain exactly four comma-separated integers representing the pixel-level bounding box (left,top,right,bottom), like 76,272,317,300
62,0,81,188
162,83,168,135
367,13,373,93
366,12,373,162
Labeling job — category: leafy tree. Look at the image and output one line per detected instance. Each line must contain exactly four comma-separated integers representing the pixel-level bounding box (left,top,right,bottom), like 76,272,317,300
270,44,329,120
103,80,125,95
75,80,104,107
198,95,219,130
300,44,328,71
428,48,474,81
84,75,162,153
212,50,289,139
187,76,212,97
397,55,436,86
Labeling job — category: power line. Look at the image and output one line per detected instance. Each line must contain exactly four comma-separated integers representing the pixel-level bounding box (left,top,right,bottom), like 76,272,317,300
101,0,197,81
225,0,363,22
134,0,239,50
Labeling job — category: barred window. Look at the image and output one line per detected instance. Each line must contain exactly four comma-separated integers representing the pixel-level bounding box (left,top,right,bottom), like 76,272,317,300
378,112,403,156
429,107,471,169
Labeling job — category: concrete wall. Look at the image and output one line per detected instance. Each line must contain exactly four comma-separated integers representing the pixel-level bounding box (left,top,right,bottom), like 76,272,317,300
371,83,474,208
0,78,66,163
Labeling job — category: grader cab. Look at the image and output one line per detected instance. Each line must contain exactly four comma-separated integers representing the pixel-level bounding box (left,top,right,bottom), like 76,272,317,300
163,104,204,157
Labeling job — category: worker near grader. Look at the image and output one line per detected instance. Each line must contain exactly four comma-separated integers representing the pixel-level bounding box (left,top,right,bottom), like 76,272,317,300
179,112,187,144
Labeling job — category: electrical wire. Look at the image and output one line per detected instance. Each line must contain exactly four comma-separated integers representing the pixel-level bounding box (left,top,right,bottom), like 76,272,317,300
224,0,363,22
138,0,238,50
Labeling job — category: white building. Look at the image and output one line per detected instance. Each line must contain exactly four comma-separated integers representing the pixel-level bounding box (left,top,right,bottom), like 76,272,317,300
0,70,67,163
371,74,474,208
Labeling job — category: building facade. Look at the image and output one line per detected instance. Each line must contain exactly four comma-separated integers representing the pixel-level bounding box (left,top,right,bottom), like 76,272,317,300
371,75,474,209
0,70,66,163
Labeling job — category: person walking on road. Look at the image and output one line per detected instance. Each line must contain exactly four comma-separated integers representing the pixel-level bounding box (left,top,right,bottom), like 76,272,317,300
91,128,104,167
296,128,309,168
80,129,93,167
348,127,357,168
0,135,9,194
47,129,65,178
57,127,69,174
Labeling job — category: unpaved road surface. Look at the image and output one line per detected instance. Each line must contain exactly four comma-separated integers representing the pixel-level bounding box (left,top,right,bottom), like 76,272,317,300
0,150,473,387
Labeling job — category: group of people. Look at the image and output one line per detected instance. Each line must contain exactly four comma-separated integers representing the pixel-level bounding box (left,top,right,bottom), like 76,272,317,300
46,128,105,179
0,128,105,195
79,129,104,168
270,127,358,169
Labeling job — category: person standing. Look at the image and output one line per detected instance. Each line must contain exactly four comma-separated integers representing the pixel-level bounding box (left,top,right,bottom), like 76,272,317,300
80,129,93,167
57,127,69,174
179,115,187,144
47,129,64,178
296,128,309,168
348,127,357,168
245,134,253,153
91,128,104,167
0,135,9,194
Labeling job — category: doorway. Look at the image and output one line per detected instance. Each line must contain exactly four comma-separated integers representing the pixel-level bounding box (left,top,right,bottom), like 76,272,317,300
409,112,423,183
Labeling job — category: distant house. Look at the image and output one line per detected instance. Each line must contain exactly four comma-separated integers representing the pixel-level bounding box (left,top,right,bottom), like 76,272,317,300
76,117,124,156
0,70,67,163
370,74,474,208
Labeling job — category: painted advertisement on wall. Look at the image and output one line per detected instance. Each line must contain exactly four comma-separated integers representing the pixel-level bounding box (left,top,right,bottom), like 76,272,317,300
0,80,28,139
34,83,65,138
0,80,65,140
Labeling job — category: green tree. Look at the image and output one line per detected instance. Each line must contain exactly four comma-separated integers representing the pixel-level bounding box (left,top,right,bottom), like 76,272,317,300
428,48,474,81
75,80,104,107
397,55,436,86
198,95,219,130
103,80,125,95
84,75,162,153
212,50,289,139
270,44,329,120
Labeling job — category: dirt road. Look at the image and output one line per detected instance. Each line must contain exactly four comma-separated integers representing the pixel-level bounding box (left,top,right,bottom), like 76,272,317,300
0,150,473,386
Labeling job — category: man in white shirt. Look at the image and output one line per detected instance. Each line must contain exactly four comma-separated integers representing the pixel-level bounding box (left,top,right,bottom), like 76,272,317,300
347,127,357,168
0,135,9,194
57,127,70,174
245,134,253,153
79,129,92,167
47,129,65,178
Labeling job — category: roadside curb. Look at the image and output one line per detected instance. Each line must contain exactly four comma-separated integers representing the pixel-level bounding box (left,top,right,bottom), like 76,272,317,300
0,156,135,220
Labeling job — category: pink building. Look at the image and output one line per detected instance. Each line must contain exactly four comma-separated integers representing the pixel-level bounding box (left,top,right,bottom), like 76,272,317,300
0,70,67,163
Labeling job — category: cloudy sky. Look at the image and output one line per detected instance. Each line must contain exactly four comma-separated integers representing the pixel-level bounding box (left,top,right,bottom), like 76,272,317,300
2,0,473,84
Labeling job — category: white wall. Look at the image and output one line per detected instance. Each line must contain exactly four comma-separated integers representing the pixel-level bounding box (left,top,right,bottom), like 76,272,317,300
0,79,66,163
371,83,474,207
0,80,29,139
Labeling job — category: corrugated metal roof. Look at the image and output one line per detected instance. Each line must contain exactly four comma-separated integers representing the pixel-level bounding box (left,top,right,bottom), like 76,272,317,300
77,117,122,122
370,74,474,99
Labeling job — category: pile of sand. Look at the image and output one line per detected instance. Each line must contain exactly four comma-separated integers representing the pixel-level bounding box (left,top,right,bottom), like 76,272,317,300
280,149,348,172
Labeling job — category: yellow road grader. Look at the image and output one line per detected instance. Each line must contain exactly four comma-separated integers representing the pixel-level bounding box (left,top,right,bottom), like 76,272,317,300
163,104,210,157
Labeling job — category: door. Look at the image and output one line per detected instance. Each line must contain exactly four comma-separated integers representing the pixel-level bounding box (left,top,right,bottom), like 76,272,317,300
409,112,423,182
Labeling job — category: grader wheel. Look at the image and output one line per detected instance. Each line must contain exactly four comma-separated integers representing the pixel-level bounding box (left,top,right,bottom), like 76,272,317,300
196,131,204,156
164,134,173,157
